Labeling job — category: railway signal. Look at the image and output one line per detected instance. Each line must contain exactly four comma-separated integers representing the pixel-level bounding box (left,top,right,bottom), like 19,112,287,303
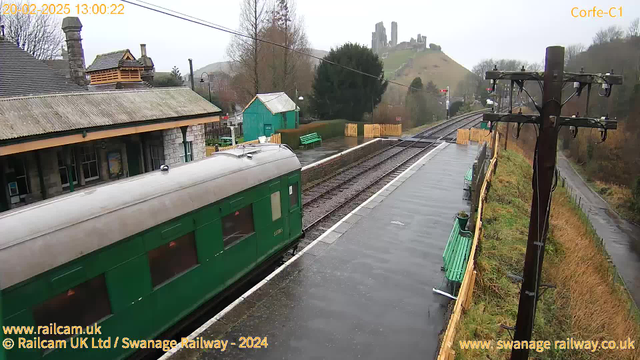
483,46,622,360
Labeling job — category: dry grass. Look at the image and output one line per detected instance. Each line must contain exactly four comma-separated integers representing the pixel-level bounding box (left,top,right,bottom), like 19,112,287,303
548,189,639,359
454,149,640,360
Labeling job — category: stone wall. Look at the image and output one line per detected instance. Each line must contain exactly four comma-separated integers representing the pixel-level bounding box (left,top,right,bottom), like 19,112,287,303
163,124,206,166
301,139,394,187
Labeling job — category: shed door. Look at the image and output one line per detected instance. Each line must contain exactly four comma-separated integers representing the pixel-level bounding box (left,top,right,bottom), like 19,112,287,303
264,123,273,137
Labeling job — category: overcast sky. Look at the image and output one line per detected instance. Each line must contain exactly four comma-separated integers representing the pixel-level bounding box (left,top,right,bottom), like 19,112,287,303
38,0,639,77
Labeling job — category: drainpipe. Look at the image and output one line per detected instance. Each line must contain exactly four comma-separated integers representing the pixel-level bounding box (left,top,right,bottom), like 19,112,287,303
180,126,189,162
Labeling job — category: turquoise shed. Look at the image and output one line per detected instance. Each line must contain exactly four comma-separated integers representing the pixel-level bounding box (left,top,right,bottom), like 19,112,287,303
243,92,298,141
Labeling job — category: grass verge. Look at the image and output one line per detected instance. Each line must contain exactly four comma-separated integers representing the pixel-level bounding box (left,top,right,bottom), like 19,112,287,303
454,150,639,359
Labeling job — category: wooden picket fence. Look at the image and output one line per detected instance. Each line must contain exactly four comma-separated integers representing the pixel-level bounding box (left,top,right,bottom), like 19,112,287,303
456,129,470,145
456,128,490,145
380,124,402,136
271,133,282,144
345,123,358,137
437,132,499,360
364,124,381,138
469,128,491,144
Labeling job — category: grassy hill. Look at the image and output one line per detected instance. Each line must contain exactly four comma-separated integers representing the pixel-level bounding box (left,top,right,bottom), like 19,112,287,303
382,48,473,95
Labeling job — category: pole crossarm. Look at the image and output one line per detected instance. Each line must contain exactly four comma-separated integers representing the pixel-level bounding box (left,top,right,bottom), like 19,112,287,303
563,72,623,85
485,71,623,86
483,113,617,129
485,71,544,82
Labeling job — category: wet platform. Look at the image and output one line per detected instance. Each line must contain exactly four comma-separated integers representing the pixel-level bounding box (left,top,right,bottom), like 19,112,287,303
167,142,479,360
294,136,373,167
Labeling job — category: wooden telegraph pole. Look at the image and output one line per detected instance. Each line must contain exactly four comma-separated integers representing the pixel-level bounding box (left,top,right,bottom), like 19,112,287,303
482,46,622,360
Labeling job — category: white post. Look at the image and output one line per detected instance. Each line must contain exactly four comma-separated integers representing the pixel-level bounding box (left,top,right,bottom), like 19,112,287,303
446,85,450,119
230,126,236,146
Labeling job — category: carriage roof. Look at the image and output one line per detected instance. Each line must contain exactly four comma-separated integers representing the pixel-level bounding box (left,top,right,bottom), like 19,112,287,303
0,144,300,290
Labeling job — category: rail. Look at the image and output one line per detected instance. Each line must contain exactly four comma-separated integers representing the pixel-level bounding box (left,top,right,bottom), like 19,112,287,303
303,115,485,232
437,130,500,360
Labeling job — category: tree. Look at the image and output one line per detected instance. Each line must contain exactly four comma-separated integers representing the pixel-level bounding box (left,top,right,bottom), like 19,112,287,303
628,18,640,38
152,66,183,87
311,43,388,121
261,0,312,98
227,0,268,100
429,43,441,51
564,44,585,68
408,77,423,94
593,26,623,45
0,1,63,60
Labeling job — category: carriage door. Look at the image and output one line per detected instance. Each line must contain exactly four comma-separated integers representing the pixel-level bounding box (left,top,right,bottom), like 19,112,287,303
287,174,302,240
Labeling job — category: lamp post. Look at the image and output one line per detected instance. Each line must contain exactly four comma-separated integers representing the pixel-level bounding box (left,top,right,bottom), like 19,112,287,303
199,72,212,103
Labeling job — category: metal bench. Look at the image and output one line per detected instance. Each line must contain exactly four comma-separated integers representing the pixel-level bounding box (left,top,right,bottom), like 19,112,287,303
441,219,473,291
300,132,322,148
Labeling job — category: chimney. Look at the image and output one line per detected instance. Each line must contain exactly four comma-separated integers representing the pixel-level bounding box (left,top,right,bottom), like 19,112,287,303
61,17,88,87
139,43,155,83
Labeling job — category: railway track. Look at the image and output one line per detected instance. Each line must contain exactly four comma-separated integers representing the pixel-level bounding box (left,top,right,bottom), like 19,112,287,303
138,112,485,358
297,111,484,251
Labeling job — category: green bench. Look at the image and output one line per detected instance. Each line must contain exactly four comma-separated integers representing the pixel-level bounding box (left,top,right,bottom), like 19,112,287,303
300,132,322,148
442,219,473,285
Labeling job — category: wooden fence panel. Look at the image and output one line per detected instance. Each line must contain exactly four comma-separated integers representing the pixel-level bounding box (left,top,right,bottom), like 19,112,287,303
364,124,381,138
469,129,490,144
456,129,470,145
380,124,402,136
345,123,358,137
270,133,282,144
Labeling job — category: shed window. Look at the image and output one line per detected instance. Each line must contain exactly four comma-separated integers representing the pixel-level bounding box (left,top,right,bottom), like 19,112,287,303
32,275,111,341
289,183,299,208
271,192,281,221
80,146,99,181
148,232,198,287
222,205,255,248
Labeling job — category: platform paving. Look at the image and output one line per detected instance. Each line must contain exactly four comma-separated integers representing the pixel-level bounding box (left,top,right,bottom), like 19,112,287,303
294,136,373,167
169,143,479,360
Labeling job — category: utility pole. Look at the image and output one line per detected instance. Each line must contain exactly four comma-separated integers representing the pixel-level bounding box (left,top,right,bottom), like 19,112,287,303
483,46,622,360
512,47,563,358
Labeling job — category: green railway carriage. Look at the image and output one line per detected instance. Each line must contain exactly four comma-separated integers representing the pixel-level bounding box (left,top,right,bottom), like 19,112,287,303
0,144,302,360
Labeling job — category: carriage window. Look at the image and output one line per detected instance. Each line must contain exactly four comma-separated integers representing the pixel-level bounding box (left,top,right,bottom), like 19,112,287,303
289,183,299,208
32,275,111,341
222,205,255,248
148,232,198,287
271,192,281,221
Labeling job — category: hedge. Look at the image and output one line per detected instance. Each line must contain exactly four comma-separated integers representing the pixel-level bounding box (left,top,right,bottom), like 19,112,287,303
278,119,348,149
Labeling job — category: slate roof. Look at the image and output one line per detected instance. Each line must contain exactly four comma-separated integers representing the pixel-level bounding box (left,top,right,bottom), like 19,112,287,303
0,39,85,98
0,88,221,141
245,92,298,115
86,50,143,72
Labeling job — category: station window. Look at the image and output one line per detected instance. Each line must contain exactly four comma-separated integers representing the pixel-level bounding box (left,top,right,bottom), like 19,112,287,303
222,205,255,248
80,146,100,181
32,275,111,341
271,192,281,221
57,151,78,188
148,232,198,288
289,183,299,208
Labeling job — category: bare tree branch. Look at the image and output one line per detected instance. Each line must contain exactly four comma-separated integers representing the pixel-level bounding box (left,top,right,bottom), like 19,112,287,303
0,1,63,60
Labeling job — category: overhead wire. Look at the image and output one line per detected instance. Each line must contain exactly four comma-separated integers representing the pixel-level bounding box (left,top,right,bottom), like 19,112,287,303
119,0,424,92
